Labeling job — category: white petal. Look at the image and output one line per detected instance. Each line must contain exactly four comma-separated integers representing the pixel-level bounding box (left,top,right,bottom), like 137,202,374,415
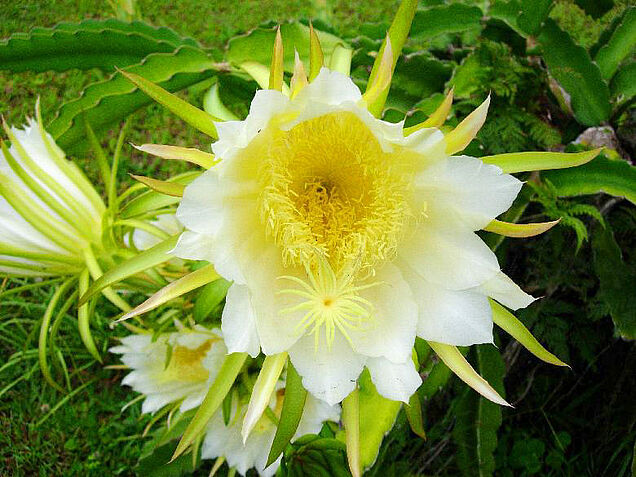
296,67,362,106
176,170,225,236
222,284,261,357
477,271,536,310
213,89,290,161
170,231,216,262
288,332,366,406
415,156,523,230
295,396,341,438
366,357,422,403
349,263,418,364
399,223,500,290
401,264,494,346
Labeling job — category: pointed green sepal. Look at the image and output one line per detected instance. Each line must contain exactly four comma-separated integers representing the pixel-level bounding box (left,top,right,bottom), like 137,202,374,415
405,389,426,440
342,386,361,477
242,352,287,443
117,263,219,321
428,341,511,406
480,148,602,174
133,144,217,168
130,174,185,197
266,359,308,467
490,299,569,367
483,219,560,238
79,234,180,306
308,23,324,81
365,0,418,116
269,27,285,91
119,69,220,139
172,352,248,461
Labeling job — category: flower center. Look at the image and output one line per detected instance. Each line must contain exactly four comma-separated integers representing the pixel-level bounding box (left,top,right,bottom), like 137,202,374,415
259,111,413,276
162,340,213,383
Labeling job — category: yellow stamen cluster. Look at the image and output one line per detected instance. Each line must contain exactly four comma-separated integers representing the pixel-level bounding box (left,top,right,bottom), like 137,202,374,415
259,112,414,277
161,339,214,383
277,256,379,350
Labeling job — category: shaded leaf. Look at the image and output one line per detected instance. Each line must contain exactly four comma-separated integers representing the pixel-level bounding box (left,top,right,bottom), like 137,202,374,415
592,226,636,339
452,345,505,477
48,46,220,150
411,4,483,39
541,154,636,204
538,19,610,126
594,7,636,80
0,19,198,72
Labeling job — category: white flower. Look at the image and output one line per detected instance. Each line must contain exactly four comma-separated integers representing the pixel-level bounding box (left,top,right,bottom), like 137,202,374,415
201,382,340,477
131,213,183,251
0,112,105,276
171,68,534,405
110,325,227,414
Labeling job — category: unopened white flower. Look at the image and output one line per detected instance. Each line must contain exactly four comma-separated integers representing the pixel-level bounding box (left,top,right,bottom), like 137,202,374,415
0,111,105,276
172,68,534,405
131,213,183,251
202,382,340,477
110,325,227,414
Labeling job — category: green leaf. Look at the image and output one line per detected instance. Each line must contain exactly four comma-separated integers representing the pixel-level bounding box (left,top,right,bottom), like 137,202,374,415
279,435,349,477
610,61,636,100
136,438,201,477
48,46,220,150
411,4,483,39
541,154,636,204
537,19,611,126
78,235,179,306
452,345,505,477
266,360,308,467
592,225,636,339
0,19,199,72
391,53,453,102
594,7,636,80
172,352,248,460
574,0,615,20
358,369,401,470
517,0,553,35
192,278,231,322
226,22,347,73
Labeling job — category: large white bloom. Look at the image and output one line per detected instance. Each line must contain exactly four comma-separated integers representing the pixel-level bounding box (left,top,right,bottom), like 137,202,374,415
173,68,534,405
110,325,227,414
0,113,105,276
201,382,340,477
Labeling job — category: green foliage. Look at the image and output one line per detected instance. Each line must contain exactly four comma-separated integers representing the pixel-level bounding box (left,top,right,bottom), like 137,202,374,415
538,19,611,126
0,19,199,73
411,4,483,39
358,369,402,470
278,434,350,477
594,7,636,80
48,46,219,150
592,225,636,339
542,152,636,205
452,345,505,477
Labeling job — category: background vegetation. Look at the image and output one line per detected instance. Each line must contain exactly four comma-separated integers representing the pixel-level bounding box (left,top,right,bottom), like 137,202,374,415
1,0,634,476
